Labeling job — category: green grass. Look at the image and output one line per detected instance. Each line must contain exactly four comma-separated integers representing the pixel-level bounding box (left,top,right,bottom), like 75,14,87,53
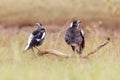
0,32,120,80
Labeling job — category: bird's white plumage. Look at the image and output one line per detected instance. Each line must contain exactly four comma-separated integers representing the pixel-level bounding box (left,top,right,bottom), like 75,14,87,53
24,44,29,51
41,32,46,39
80,30,84,36
35,32,45,42
28,34,34,44
70,22,73,27
24,34,34,51
77,21,80,27
36,39,40,41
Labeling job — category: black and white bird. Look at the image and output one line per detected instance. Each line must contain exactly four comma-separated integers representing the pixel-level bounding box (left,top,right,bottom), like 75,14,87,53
24,22,46,52
65,20,85,54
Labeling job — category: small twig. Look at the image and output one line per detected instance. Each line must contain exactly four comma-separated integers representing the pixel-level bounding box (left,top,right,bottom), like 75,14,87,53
82,38,110,59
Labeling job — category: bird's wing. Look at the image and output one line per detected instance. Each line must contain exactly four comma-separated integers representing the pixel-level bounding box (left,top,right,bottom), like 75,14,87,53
65,30,71,44
35,32,46,41
24,33,34,51
28,33,34,45
33,28,46,41
79,30,84,40
72,30,84,44
41,32,46,39
32,29,40,35
26,30,40,46
80,30,85,48
80,30,84,36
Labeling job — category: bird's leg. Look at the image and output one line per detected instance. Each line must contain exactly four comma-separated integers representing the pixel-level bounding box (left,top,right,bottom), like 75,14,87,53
74,45,81,58
31,47,35,53
75,49,80,58
34,47,41,52
71,45,75,52
71,45,80,57
75,46,82,58
71,45,76,57
31,47,38,57
31,47,40,57
78,46,83,58
78,53,82,58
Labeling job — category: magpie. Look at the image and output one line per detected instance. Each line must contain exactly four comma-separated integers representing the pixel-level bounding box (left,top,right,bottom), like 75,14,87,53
65,20,85,54
24,22,46,52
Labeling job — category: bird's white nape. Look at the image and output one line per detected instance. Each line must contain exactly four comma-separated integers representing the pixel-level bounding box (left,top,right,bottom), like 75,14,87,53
77,20,81,28
70,22,73,27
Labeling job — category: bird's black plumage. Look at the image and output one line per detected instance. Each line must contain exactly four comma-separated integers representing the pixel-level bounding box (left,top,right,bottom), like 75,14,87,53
24,22,46,51
65,20,85,54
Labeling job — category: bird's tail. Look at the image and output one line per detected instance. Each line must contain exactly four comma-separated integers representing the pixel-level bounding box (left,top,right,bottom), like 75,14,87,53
24,44,30,52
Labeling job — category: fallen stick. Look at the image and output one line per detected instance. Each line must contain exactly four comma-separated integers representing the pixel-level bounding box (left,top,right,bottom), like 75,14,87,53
37,38,110,58
37,49,72,58
82,38,110,59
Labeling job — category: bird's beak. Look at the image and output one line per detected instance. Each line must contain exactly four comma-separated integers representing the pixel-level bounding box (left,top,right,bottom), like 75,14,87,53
77,21,81,24
36,23,42,28
36,23,39,26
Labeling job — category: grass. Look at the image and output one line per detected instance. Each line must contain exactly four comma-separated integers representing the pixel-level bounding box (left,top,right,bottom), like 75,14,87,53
0,0,120,79
0,30,120,80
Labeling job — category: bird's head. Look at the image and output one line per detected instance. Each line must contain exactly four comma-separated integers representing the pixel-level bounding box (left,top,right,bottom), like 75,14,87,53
36,22,43,28
70,20,81,28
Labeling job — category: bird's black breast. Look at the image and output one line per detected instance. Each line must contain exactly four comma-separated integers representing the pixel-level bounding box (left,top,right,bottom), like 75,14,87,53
65,27,84,45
